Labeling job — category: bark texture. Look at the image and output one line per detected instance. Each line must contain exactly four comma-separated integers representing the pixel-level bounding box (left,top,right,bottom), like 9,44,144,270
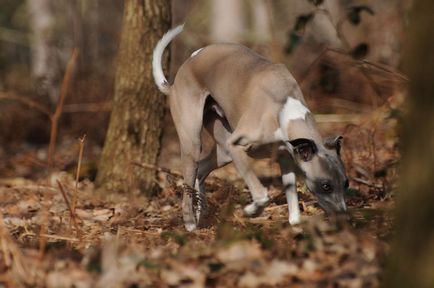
96,0,171,194
383,1,434,287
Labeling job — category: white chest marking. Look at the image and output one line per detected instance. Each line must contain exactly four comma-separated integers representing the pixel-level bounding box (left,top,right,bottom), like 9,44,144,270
274,128,284,141
278,97,310,140
190,48,204,58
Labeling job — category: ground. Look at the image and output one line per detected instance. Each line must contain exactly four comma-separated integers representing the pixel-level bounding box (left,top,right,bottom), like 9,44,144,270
0,96,399,287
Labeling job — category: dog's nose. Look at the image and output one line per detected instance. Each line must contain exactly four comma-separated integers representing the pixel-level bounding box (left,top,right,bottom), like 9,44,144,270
338,200,347,213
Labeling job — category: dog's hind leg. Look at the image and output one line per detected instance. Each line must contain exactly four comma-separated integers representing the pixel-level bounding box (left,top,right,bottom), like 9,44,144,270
195,143,232,215
177,128,202,231
193,113,233,223
170,90,206,231
198,112,233,183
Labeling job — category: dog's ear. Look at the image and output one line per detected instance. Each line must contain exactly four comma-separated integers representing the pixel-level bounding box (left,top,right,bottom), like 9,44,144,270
288,138,317,162
231,134,250,146
324,135,343,155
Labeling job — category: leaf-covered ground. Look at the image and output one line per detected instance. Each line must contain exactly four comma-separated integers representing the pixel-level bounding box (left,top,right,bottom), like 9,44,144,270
0,99,399,287
0,171,393,287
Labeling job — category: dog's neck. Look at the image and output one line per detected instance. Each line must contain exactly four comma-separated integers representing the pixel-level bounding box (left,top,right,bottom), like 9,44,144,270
275,96,323,144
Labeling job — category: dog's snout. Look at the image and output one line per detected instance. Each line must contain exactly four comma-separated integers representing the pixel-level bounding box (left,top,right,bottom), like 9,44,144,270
337,200,347,213
319,196,347,215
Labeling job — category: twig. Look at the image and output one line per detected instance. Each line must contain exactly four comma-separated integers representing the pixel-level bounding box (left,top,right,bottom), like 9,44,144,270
265,204,288,211
0,91,51,118
20,232,79,242
38,194,49,260
132,161,182,177
0,27,29,46
299,47,336,84
352,177,383,189
57,180,81,236
132,161,228,185
361,59,409,82
48,48,79,166
122,228,161,236
62,101,112,113
73,135,86,213
244,217,288,224
232,212,247,227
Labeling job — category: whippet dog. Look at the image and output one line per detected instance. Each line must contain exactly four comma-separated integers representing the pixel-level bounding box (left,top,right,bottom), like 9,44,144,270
152,25,348,231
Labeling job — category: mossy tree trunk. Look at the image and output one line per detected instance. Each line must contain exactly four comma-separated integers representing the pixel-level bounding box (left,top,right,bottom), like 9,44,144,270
383,1,434,287
96,0,171,195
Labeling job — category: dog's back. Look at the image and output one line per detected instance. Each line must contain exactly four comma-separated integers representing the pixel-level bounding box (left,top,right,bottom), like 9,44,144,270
175,43,301,128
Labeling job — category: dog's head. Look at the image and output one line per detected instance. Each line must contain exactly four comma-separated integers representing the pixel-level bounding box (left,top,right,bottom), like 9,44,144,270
287,136,348,214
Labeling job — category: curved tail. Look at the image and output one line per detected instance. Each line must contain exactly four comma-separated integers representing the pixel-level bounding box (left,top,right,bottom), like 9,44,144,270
152,24,184,96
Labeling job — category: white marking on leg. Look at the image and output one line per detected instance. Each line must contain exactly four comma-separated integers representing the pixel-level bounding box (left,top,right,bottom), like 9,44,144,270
194,179,200,191
274,128,284,141
185,223,196,232
278,98,310,140
244,195,269,216
282,172,300,225
194,178,206,225
190,48,204,58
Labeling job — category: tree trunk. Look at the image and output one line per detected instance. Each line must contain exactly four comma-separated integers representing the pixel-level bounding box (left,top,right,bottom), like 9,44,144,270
27,0,61,105
96,0,171,195
251,0,271,43
383,1,434,287
211,0,244,42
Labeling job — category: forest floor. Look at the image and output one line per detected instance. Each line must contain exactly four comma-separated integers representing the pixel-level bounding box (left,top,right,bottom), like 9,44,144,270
0,99,399,287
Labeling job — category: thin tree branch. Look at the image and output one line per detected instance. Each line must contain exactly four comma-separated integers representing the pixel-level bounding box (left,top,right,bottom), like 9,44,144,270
48,48,79,166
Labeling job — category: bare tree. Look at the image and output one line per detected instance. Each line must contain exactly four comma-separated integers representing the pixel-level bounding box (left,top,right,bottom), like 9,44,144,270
383,0,434,287
211,0,244,42
251,0,271,42
96,0,171,194
27,0,61,105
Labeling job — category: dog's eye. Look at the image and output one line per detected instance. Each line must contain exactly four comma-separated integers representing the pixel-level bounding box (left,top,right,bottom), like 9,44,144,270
344,179,349,190
321,183,332,192
295,144,314,162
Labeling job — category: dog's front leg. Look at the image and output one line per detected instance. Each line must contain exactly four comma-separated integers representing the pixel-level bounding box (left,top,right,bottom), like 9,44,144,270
278,152,301,225
283,172,300,225
227,143,269,216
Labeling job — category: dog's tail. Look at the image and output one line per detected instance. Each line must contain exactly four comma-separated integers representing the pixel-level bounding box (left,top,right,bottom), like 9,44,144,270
152,24,184,96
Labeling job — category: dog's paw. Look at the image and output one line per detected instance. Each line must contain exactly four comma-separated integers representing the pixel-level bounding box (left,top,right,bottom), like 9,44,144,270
243,196,269,217
184,222,197,232
243,202,259,216
288,212,301,226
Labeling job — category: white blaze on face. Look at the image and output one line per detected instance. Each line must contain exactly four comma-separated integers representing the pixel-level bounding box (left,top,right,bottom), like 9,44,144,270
277,97,310,140
190,48,204,58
